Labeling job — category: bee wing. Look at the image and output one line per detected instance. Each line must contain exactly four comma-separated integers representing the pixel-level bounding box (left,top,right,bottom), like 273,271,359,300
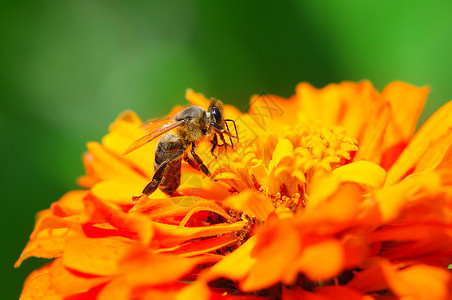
122,118,186,156
141,116,175,134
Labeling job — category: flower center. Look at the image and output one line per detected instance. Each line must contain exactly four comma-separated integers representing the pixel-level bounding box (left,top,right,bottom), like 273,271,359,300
211,122,358,211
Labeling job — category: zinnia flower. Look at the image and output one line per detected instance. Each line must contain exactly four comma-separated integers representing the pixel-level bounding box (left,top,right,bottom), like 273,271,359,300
17,81,452,300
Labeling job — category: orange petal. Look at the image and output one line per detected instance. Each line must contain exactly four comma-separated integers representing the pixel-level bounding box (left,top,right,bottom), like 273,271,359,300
50,190,88,217
131,195,228,226
84,195,153,244
19,264,60,300
130,196,199,223
62,236,135,276
179,204,231,227
86,142,145,182
295,81,380,141
98,248,206,300
386,100,452,185
354,102,391,164
151,221,246,248
369,224,452,265
185,89,210,107
304,182,362,227
157,233,239,257
346,259,389,293
50,259,109,297
28,213,82,242
382,262,450,300
414,131,452,173
381,82,429,163
242,222,301,291
375,171,442,222
282,286,323,300
247,93,291,130
15,235,65,268
314,286,374,300
291,239,344,282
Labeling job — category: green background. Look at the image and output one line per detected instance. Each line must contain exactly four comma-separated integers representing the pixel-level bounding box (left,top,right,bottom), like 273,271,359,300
1,1,451,298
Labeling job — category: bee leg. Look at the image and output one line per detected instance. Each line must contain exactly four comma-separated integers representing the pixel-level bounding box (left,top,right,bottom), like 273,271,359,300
142,149,185,196
190,142,216,181
219,132,227,149
224,121,234,149
184,152,201,170
217,132,231,158
210,134,218,159
211,122,239,140
224,119,239,147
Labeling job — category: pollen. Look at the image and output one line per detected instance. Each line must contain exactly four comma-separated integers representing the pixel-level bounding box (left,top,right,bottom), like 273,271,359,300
212,122,358,211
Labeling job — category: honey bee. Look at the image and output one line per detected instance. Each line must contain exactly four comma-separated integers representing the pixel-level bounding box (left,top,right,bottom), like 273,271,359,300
123,98,238,197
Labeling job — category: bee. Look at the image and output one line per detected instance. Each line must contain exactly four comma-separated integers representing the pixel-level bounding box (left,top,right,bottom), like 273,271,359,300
123,98,238,197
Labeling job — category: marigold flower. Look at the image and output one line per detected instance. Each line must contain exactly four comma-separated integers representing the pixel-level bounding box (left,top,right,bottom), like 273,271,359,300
17,81,452,299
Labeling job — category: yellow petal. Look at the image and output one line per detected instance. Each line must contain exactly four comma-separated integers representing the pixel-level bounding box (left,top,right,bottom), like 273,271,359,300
332,161,387,190
293,239,344,281
92,179,149,205
201,235,257,282
86,142,145,182
274,139,294,163
224,189,274,221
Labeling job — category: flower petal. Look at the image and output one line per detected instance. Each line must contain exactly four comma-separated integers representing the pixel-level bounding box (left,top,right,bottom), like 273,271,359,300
84,195,154,244
354,103,391,164
157,233,239,257
98,248,206,300
62,236,135,276
381,82,429,164
201,235,257,284
151,221,245,248
19,264,60,300
383,262,450,300
50,259,109,297
242,223,301,290
386,100,452,185
332,161,386,190
224,190,274,221
295,81,380,140
375,171,443,222
15,236,65,268
290,239,344,282
91,178,149,205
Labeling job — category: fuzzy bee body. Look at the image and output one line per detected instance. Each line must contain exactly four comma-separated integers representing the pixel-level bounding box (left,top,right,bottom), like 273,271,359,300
124,98,238,197
153,134,183,195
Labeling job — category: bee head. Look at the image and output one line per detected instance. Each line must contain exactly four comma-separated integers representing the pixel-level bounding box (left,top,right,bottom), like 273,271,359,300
208,98,224,126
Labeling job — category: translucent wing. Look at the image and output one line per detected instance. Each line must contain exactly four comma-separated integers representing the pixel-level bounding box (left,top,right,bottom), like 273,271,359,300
122,117,186,156
141,116,175,134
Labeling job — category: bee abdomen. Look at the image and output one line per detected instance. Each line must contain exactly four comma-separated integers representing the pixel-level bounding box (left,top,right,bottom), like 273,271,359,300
154,134,183,195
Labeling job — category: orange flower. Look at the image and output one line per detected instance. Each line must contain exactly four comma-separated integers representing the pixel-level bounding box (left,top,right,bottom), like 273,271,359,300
17,81,452,299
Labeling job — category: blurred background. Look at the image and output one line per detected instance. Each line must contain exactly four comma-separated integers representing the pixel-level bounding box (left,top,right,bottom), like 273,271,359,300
1,0,451,298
